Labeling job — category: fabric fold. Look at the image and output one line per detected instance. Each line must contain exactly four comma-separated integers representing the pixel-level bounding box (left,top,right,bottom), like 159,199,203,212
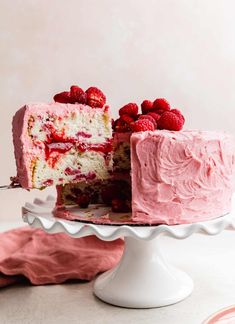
0,227,124,287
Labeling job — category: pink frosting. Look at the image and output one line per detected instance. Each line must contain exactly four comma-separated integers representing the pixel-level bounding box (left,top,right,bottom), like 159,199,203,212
131,130,235,225
12,102,110,189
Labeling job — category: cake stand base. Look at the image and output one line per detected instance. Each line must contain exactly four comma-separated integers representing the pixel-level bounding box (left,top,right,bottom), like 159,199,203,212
22,195,235,309
94,236,193,308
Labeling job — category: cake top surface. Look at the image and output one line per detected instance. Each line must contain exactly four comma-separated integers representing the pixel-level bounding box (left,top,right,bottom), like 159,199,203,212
18,102,109,115
131,129,234,142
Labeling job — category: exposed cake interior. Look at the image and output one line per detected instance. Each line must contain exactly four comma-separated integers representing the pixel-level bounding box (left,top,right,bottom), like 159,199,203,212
57,132,132,210
12,103,112,189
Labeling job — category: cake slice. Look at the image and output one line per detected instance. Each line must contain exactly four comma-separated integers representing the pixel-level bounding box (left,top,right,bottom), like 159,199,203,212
12,97,112,189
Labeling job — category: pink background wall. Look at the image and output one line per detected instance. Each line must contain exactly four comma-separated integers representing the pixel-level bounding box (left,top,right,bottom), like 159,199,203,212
1,0,235,220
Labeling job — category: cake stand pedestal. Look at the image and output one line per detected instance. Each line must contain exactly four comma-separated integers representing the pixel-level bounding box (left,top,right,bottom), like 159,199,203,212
22,196,235,309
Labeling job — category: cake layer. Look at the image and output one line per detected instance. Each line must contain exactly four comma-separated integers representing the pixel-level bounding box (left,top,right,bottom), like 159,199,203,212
57,177,131,210
12,103,112,189
113,132,131,173
56,180,105,206
131,130,235,224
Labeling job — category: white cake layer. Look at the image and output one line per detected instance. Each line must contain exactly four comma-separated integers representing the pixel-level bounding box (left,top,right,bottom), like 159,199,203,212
33,150,112,188
29,105,111,144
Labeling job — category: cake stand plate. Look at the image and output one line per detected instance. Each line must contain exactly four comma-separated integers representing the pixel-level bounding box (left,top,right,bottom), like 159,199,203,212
22,196,235,309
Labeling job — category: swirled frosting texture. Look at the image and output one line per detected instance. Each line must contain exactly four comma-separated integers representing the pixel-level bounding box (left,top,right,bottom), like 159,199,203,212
131,130,235,224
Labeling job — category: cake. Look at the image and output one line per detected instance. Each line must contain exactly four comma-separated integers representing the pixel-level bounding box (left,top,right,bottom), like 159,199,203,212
12,87,235,225
12,86,113,189
131,130,235,224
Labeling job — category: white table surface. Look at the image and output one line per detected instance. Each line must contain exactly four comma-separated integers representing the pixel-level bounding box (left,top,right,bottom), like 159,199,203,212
0,190,235,324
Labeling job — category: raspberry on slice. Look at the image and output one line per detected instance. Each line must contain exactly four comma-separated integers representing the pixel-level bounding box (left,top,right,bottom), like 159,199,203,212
158,111,184,131
120,114,135,124
111,198,131,213
130,119,155,132
70,85,87,104
85,87,106,108
119,103,138,117
153,98,171,112
138,115,157,128
171,109,185,122
53,91,74,104
141,100,153,114
76,194,90,208
147,112,161,121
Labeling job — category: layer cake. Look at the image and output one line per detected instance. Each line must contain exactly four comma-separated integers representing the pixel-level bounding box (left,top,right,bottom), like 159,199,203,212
12,90,235,225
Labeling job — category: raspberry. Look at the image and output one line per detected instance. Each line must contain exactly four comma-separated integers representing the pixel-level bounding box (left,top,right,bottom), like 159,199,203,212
111,198,131,213
53,91,74,104
120,114,135,124
130,119,155,132
113,118,130,133
171,109,185,122
85,87,106,108
76,194,90,208
158,111,184,131
147,112,161,121
154,109,167,115
153,98,170,112
119,103,138,117
141,100,153,114
70,85,87,104
138,115,157,128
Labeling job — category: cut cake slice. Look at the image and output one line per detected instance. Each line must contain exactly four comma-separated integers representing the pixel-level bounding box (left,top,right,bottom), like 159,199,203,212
12,103,112,189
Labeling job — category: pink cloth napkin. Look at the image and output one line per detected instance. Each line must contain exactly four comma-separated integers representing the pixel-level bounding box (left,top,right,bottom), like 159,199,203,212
0,226,124,288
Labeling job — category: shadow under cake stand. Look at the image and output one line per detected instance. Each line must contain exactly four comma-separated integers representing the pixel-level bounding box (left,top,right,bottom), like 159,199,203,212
22,195,235,309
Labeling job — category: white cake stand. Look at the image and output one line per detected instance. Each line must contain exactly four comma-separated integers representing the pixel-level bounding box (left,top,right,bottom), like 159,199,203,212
22,196,235,309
